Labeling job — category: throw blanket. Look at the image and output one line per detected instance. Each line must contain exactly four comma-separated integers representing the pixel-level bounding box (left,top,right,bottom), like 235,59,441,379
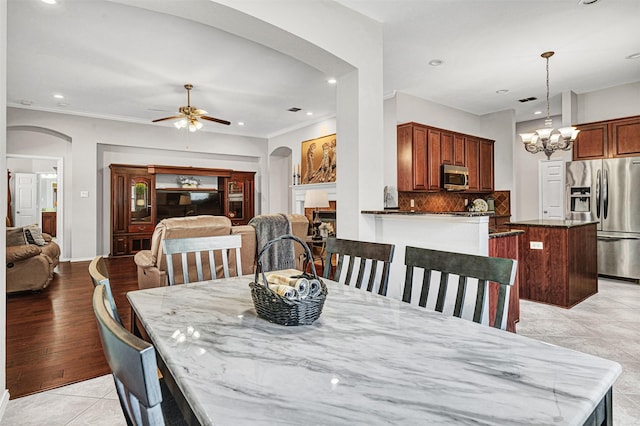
249,214,295,272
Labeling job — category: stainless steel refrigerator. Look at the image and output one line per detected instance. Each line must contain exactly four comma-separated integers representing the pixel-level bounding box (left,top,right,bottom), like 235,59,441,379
566,156,640,281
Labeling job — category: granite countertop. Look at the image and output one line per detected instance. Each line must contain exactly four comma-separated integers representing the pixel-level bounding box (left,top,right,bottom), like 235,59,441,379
361,210,492,217
506,219,599,228
128,274,621,425
488,229,524,239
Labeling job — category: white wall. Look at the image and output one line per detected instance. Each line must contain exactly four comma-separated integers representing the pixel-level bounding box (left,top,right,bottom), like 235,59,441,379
577,81,640,124
268,118,336,214
7,107,267,260
0,0,7,414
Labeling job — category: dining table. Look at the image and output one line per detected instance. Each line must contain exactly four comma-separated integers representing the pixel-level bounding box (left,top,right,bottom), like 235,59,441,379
127,270,621,426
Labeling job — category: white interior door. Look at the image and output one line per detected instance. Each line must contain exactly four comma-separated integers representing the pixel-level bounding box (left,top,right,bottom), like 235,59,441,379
539,160,565,219
14,172,38,227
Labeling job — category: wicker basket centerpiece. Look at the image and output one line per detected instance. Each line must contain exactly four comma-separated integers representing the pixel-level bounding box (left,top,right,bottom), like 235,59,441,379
249,235,327,326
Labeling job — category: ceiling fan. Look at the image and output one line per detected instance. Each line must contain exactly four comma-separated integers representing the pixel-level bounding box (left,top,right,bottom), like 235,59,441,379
152,84,230,132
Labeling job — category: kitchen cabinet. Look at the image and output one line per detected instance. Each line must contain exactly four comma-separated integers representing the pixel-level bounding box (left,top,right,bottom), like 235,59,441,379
41,211,57,237
427,129,442,191
398,123,435,191
479,139,495,192
441,132,466,167
573,115,640,160
398,122,494,193
110,164,155,256
226,171,255,225
506,220,598,308
465,137,480,192
488,231,521,333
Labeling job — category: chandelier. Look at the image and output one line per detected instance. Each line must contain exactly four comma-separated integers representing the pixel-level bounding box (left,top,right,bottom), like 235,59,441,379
519,51,579,160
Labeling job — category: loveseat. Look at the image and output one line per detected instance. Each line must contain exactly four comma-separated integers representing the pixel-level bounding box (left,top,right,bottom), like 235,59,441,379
133,214,309,289
6,226,61,293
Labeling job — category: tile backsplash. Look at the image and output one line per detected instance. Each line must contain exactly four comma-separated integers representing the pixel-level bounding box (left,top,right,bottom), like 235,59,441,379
398,190,511,216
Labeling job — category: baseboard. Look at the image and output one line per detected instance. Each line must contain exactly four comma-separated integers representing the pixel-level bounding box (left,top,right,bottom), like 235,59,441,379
0,389,10,422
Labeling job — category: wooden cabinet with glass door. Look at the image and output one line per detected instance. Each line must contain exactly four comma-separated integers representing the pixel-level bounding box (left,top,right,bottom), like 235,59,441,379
226,171,255,225
110,164,155,256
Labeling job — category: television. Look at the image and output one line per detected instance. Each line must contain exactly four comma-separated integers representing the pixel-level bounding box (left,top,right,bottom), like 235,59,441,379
156,190,223,222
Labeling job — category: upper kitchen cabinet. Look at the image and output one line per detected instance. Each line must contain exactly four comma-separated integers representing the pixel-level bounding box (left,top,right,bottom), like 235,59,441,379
611,116,640,157
398,123,438,191
479,139,495,193
440,132,466,167
397,122,494,193
573,115,640,160
465,137,480,192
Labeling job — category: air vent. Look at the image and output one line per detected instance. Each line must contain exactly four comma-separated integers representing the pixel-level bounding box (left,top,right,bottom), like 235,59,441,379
288,107,301,112
518,97,537,103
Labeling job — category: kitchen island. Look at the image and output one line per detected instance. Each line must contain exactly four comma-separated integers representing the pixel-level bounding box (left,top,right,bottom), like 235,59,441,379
507,219,599,308
362,211,528,329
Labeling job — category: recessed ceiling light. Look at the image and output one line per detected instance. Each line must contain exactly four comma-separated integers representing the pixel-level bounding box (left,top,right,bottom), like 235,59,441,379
41,0,57,4
306,112,313,116
53,93,64,99
327,78,337,84
496,89,509,94
238,122,245,126
428,59,444,66
534,111,542,115
626,52,640,60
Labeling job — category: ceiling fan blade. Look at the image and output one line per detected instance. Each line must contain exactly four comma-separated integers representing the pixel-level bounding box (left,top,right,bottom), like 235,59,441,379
201,115,231,125
152,115,183,123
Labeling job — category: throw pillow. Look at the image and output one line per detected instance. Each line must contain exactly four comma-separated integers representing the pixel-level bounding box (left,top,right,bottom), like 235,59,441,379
23,224,47,246
6,227,26,246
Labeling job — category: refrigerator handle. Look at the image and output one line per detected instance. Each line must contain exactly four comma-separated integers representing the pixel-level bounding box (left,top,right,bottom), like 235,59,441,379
595,169,601,219
603,168,608,219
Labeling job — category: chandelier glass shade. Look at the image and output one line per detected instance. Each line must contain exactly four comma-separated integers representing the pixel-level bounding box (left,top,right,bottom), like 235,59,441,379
519,51,579,160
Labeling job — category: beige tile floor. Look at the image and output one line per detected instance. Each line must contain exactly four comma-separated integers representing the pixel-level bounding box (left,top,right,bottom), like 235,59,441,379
3,277,638,425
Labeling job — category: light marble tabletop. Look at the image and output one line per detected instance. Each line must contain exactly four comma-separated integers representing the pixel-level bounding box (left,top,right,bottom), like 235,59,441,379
127,272,621,426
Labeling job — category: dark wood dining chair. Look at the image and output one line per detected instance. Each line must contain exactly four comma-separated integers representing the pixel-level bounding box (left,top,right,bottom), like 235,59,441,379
322,237,395,296
92,285,186,426
163,234,242,285
88,256,123,325
403,246,517,330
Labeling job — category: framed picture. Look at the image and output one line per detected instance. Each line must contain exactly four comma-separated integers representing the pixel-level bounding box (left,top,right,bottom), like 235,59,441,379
301,134,336,184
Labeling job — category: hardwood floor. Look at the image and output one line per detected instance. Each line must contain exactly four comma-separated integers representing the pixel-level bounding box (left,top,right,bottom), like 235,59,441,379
6,256,139,399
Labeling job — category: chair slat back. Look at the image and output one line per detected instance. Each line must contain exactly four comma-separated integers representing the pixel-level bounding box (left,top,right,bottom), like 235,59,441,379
323,238,395,296
92,285,165,426
88,256,122,325
403,246,517,330
163,234,243,285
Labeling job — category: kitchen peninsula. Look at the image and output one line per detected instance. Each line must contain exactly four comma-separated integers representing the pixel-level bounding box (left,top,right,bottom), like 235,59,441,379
507,219,598,308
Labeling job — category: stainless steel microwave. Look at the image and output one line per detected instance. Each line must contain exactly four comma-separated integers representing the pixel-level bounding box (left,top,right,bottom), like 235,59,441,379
442,164,469,191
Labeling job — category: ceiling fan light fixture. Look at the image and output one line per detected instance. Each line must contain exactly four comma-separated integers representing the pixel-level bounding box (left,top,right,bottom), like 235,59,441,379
153,84,230,131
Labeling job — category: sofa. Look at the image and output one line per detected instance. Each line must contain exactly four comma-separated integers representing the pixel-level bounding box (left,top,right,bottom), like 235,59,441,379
6,226,61,294
133,214,309,289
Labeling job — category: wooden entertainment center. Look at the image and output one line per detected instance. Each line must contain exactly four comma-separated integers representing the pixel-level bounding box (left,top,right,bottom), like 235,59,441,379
110,164,255,256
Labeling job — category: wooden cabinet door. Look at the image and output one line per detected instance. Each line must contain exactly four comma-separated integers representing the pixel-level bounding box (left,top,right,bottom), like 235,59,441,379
413,126,429,190
427,129,442,191
396,124,414,191
465,137,480,192
440,131,454,165
453,134,466,166
611,116,640,157
573,122,608,160
228,171,256,225
479,139,494,193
